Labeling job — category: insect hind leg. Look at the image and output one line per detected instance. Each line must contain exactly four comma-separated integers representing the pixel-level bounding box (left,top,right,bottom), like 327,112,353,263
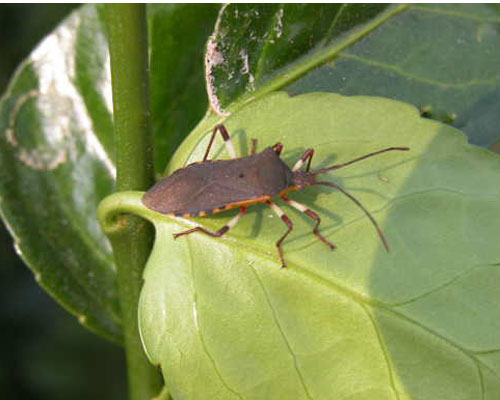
250,139,258,155
173,207,247,239
202,124,237,161
281,196,335,250
266,200,293,268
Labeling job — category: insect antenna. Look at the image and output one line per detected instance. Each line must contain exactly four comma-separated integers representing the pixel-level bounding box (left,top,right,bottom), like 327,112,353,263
314,181,390,251
312,147,409,176
303,147,409,250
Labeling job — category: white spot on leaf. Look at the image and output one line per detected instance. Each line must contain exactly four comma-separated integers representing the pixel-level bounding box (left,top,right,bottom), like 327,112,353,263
275,8,284,39
205,37,230,117
239,49,255,91
4,11,115,176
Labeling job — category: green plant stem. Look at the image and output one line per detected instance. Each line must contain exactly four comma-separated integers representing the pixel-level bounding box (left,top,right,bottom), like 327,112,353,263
103,4,162,400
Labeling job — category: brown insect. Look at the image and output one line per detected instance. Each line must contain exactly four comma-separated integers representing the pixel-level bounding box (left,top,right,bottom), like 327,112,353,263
143,124,409,267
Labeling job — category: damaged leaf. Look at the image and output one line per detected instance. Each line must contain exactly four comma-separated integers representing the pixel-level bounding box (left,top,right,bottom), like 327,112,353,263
206,4,500,147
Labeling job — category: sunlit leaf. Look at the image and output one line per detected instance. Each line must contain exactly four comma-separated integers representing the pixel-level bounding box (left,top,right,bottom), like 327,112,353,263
137,92,500,399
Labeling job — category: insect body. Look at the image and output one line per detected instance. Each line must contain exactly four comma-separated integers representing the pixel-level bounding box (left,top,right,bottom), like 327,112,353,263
143,124,409,267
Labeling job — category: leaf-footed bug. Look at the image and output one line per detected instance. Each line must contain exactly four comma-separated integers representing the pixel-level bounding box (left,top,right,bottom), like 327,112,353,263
143,124,409,267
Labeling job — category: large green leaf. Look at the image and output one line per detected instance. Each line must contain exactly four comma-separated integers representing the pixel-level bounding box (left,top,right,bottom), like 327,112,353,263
132,92,500,399
206,4,500,148
0,4,218,341
0,5,120,341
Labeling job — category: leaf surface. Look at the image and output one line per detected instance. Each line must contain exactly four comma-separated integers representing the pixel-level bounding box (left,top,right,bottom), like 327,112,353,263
138,92,500,399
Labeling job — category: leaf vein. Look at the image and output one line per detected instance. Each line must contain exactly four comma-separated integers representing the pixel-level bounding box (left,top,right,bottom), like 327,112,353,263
253,5,283,84
411,5,500,23
321,4,346,47
361,304,401,400
390,263,492,307
292,186,500,253
249,264,314,400
278,262,500,386
376,306,500,382
187,237,243,399
224,4,409,114
477,362,486,400
474,348,500,355
338,53,500,90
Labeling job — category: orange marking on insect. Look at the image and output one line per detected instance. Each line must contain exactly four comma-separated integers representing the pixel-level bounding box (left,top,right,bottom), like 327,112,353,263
213,195,272,213
279,185,300,197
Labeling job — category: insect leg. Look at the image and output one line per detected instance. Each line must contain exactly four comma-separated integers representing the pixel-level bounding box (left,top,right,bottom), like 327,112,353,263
281,196,335,250
272,142,283,155
202,124,237,162
173,207,247,239
292,149,315,172
266,200,293,268
250,138,258,155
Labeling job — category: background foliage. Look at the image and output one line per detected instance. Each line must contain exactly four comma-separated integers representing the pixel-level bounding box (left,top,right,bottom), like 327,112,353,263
0,5,123,399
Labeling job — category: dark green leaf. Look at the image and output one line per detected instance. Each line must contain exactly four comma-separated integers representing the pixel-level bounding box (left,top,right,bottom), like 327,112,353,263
149,4,220,172
207,4,500,147
0,4,218,341
136,92,500,399
0,5,120,342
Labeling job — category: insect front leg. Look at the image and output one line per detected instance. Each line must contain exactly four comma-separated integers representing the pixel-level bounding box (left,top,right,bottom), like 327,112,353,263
272,142,283,155
173,207,247,239
292,148,315,171
281,196,335,250
202,124,238,162
266,200,293,268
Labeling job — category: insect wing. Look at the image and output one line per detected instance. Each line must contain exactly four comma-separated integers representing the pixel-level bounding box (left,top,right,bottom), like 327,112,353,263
143,160,262,215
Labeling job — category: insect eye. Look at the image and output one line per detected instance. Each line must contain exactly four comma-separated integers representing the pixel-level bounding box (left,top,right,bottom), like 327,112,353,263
239,173,245,178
